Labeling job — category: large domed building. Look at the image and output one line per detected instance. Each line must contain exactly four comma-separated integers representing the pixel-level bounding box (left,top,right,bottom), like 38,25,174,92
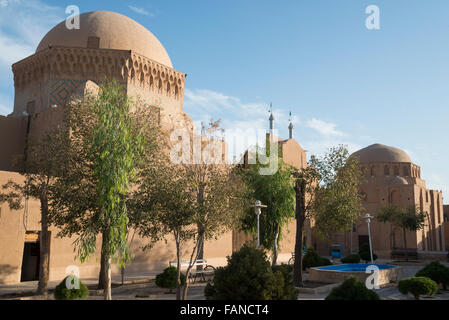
0,11,222,285
9,11,192,131
316,143,446,259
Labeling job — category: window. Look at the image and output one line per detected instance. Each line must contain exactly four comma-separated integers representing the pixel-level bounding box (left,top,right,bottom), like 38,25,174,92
403,167,409,176
87,36,100,49
394,166,399,176
384,165,390,176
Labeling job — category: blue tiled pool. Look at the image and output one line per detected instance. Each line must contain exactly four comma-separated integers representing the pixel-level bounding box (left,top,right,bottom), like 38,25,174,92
310,263,402,285
315,264,398,272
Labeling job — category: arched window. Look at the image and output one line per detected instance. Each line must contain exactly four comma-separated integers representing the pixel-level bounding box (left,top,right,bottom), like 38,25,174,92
394,166,399,176
370,166,376,176
390,190,400,205
384,165,390,176
403,167,409,177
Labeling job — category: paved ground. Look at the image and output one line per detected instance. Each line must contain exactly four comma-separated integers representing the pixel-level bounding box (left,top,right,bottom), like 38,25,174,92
2,259,449,300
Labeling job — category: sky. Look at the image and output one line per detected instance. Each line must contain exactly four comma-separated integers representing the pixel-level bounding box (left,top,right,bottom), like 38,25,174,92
0,0,448,201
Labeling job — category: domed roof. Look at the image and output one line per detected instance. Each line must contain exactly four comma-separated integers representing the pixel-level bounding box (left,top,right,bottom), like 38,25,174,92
352,144,412,163
387,176,409,185
36,11,173,68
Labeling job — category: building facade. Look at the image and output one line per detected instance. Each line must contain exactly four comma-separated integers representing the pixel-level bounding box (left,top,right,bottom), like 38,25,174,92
315,144,447,260
0,11,226,285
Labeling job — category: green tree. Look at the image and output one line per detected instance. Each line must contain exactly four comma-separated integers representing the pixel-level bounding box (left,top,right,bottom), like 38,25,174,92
398,276,438,300
325,277,380,300
0,125,69,296
155,266,186,293
131,122,245,300
54,276,89,300
292,145,365,286
377,204,426,261
204,244,294,300
49,80,148,300
415,261,449,290
239,157,295,266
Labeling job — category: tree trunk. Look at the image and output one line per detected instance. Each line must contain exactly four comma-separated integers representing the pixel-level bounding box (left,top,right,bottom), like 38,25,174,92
272,224,280,267
293,179,306,287
403,228,408,262
102,229,112,300
37,184,50,296
182,269,191,300
103,257,112,300
97,232,107,289
196,186,205,272
175,232,182,300
121,266,125,285
196,228,204,272
182,235,203,300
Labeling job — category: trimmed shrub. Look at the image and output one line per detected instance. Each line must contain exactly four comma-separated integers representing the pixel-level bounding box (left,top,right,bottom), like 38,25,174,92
341,254,361,264
155,266,186,293
204,244,288,300
325,276,380,300
416,261,449,290
398,277,438,300
271,264,299,300
302,247,332,270
54,276,89,300
359,243,378,262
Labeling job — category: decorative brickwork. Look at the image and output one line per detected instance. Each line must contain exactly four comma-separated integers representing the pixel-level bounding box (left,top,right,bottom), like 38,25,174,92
12,46,186,115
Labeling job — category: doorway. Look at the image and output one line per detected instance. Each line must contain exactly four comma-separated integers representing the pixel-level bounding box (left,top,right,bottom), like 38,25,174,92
358,235,369,251
20,233,40,282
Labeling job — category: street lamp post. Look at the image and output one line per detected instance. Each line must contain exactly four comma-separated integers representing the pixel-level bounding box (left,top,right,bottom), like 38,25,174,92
363,213,374,264
251,200,267,248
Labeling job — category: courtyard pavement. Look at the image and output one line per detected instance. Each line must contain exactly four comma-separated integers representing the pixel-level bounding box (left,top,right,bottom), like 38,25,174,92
1,259,448,300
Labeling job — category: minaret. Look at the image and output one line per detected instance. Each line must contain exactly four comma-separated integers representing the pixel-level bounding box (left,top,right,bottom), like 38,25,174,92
269,103,274,131
288,111,293,139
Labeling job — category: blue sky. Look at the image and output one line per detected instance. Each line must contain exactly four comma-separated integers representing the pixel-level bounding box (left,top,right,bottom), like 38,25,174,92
0,0,448,201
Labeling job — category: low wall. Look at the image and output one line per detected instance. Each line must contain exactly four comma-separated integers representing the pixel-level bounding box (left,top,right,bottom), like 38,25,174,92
309,266,403,286
417,251,449,262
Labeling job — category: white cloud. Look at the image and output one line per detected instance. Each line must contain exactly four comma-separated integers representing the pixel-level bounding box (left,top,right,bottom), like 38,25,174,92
0,0,64,115
306,118,344,137
426,173,449,201
128,6,154,17
0,0,63,59
183,88,359,163
0,33,34,66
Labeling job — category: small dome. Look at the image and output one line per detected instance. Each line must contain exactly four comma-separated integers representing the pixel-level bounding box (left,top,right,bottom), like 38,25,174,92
387,176,408,185
36,11,173,68
352,144,411,163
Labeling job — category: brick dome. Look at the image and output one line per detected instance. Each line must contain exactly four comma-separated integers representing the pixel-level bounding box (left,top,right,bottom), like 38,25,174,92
36,11,173,68
352,143,412,163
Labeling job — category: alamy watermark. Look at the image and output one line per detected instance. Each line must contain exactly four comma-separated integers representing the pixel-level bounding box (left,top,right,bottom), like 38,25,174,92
65,265,80,289
365,5,380,30
169,128,279,175
365,264,380,289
